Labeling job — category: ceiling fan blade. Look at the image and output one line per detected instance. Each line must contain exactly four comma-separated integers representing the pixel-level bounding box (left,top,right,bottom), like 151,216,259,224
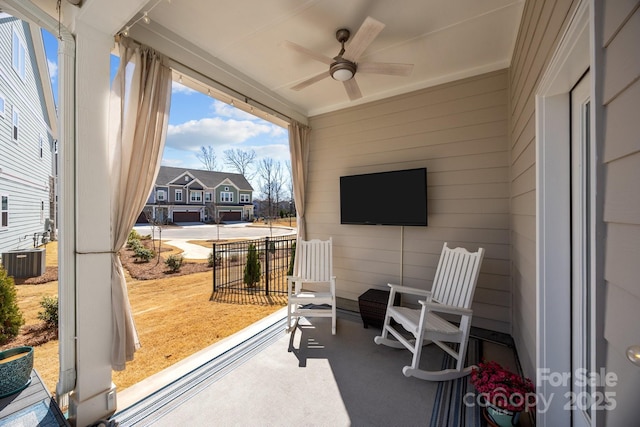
343,78,362,101
343,16,385,62
291,71,331,91
283,40,334,65
357,62,414,76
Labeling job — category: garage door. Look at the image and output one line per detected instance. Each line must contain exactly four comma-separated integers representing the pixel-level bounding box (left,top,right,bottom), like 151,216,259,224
173,211,200,222
136,212,148,223
219,211,241,221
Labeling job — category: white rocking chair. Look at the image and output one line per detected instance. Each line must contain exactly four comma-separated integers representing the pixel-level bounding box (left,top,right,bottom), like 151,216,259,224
287,238,336,335
374,242,485,381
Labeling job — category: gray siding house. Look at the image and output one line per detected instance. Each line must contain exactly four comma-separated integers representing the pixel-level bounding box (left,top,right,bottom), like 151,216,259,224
0,14,56,255
139,166,254,223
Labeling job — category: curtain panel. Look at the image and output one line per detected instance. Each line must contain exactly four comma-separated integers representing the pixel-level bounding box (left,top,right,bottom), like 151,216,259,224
108,38,172,370
288,121,311,241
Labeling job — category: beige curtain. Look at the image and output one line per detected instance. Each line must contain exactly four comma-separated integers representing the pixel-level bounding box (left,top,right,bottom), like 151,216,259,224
288,121,311,240
108,38,172,370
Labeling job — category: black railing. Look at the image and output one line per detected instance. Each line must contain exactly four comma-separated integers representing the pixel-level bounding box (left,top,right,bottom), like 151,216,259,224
211,236,296,301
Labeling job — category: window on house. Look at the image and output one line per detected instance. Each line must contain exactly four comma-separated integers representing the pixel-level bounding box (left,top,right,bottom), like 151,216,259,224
184,176,189,182
1,195,8,228
12,29,26,80
190,191,202,202
224,186,229,191
12,107,19,141
39,135,44,158
41,201,44,223
157,190,166,201
220,192,233,203
175,189,183,202
240,194,250,203
205,192,212,202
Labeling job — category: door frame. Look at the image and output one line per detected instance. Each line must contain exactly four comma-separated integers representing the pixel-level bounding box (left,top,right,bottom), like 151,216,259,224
535,0,593,425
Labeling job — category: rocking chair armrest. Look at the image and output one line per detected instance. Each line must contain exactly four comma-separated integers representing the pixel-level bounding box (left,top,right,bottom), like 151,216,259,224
419,301,473,316
387,283,432,298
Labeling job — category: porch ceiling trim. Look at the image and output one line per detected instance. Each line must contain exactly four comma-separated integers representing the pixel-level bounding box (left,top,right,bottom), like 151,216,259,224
128,20,308,126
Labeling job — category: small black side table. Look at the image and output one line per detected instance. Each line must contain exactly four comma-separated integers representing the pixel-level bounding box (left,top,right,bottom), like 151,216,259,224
358,288,400,329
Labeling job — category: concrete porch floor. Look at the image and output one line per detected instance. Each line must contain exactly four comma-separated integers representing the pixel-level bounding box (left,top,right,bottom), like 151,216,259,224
112,308,527,426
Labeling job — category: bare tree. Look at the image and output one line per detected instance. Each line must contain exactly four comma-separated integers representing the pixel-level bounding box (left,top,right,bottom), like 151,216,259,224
196,145,218,171
257,158,285,234
205,200,223,241
224,148,256,179
143,210,163,265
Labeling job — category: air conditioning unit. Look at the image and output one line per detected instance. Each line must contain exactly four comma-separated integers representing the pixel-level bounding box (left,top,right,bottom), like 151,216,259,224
1,248,46,278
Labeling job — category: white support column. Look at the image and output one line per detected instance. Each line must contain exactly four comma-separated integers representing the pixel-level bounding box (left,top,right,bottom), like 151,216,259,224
67,20,116,426
56,16,77,407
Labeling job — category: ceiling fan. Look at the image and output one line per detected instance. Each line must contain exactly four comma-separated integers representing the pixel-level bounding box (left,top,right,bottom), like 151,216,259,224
284,16,414,101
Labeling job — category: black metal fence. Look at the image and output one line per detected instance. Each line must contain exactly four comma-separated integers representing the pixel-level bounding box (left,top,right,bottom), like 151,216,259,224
211,236,296,301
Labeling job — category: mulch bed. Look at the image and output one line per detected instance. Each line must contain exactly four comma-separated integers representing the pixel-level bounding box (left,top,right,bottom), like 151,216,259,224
14,267,58,285
120,239,211,280
0,323,58,350
12,240,212,284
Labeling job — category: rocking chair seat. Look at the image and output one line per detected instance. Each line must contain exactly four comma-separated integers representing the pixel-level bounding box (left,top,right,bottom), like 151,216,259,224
389,306,462,338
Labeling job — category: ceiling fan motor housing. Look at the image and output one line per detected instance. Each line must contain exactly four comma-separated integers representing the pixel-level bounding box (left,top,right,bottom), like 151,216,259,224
331,28,356,81
330,58,357,81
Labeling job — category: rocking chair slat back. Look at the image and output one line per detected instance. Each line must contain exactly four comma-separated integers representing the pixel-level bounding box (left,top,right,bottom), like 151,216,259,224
295,238,333,282
431,243,484,308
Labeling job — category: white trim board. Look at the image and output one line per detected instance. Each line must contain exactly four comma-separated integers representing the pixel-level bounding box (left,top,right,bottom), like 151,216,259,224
535,0,590,425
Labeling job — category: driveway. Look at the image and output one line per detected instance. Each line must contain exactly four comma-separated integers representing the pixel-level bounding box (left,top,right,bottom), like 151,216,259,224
133,223,296,259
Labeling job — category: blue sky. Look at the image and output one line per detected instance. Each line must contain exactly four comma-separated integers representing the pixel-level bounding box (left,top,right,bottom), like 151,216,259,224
41,29,290,192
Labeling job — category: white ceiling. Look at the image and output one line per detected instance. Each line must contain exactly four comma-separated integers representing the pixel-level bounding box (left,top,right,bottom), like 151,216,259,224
41,0,525,118
129,0,526,117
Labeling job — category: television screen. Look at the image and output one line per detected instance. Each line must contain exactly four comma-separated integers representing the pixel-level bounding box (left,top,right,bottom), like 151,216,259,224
340,168,428,226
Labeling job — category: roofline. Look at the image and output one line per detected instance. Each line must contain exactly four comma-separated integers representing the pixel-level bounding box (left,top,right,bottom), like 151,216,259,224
29,21,57,139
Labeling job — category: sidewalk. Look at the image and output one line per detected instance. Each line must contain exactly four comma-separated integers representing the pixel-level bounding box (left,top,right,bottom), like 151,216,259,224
165,240,210,260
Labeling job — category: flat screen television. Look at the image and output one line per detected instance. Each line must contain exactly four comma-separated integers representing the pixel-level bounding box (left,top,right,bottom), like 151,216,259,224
340,168,427,226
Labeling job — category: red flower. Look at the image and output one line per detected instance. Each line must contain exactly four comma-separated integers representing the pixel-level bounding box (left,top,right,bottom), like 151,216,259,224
470,360,535,412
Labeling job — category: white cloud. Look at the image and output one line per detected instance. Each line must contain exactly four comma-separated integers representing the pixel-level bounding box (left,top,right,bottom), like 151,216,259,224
162,101,289,185
211,100,257,121
166,117,275,152
47,59,57,81
172,81,197,95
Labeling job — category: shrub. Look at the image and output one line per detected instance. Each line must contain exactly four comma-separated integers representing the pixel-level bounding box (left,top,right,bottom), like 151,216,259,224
134,246,154,262
165,254,184,272
0,266,25,345
127,238,142,250
243,244,261,288
287,241,296,276
208,251,221,268
128,229,141,242
38,295,59,329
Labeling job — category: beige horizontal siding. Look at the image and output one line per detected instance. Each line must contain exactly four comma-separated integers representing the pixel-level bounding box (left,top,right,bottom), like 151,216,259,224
307,70,511,333
600,2,640,424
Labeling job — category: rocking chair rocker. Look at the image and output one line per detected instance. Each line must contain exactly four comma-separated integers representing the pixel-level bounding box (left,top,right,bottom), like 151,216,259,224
374,242,485,381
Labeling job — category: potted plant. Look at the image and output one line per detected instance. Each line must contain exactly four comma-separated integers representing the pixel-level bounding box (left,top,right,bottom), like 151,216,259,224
0,346,34,398
470,360,535,426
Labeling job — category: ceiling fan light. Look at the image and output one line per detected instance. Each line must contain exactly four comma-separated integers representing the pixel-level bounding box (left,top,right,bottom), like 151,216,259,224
330,61,356,81
332,68,353,81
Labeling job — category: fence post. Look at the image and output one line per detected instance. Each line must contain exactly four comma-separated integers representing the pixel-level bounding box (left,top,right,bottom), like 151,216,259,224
264,237,270,296
212,242,217,293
